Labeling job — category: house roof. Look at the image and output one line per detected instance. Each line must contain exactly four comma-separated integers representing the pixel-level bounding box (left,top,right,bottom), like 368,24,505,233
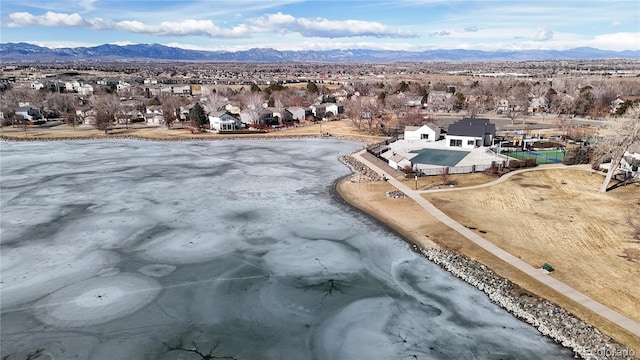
425,122,440,132
209,110,227,117
405,123,440,132
447,118,495,137
390,154,408,163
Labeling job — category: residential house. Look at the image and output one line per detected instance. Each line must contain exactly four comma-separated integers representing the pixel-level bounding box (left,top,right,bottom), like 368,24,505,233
209,111,242,131
15,106,43,123
145,106,164,125
0,78,13,92
403,123,441,142
116,81,132,94
332,89,349,102
283,107,306,122
77,84,94,96
179,105,192,122
611,95,640,113
76,108,95,125
405,95,425,108
388,154,412,171
529,96,549,113
144,85,163,98
259,107,281,126
117,109,144,124
64,80,81,92
445,118,496,149
496,98,510,114
30,81,44,90
620,152,640,179
310,103,339,119
162,84,192,96
426,91,453,112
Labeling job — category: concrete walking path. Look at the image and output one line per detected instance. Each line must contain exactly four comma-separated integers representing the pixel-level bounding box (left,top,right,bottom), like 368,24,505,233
352,149,640,337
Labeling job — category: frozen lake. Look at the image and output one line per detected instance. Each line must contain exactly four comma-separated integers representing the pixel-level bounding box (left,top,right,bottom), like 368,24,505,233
0,139,573,359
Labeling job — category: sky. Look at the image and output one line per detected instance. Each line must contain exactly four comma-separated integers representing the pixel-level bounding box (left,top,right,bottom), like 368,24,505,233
1,0,639,52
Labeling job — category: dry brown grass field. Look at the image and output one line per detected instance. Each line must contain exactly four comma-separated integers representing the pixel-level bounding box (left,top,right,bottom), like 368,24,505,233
423,170,640,333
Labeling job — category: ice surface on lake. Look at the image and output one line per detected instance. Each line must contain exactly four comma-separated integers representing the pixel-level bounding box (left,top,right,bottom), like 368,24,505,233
0,139,573,359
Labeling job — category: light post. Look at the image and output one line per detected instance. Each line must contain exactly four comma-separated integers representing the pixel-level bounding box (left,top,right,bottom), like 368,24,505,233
415,175,418,190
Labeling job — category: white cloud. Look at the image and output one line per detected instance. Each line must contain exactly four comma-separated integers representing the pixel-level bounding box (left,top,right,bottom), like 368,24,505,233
6,10,414,39
533,26,554,41
7,11,250,39
610,20,621,28
585,32,640,51
249,12,416,38
8,11,88,27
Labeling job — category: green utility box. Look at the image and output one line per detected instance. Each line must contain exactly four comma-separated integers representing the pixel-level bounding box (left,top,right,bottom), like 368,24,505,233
541,263,554,272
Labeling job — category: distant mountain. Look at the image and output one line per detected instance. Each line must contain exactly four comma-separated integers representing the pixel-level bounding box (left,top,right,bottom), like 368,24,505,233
1,42,638,62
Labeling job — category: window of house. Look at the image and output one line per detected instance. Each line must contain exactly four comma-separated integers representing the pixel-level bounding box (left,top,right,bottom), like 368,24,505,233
467,140,475,146
450,139,462,147
421,133,429,139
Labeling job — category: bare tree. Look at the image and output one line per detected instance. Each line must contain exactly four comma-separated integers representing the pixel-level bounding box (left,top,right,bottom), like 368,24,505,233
240,92,264,125
510,81,532,116
361,98,381,134
439,167,451,186
161,96,179,129
47,93,77,128
0,93,18,127
93,94,121,124
202,92,228,114
94,110,112,134
397,107,424,127
594,105,640,192
345,97,363,130
16,115,29,135
385,93,406,117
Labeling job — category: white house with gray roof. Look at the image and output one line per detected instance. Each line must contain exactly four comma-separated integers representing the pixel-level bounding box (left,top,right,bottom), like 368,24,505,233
445,118,496,149
209,111,242,131
404,123,441,142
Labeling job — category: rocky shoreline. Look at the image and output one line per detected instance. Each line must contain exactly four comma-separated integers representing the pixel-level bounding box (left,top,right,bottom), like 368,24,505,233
418,247,636,360
338,153,383,182
338,153,637,360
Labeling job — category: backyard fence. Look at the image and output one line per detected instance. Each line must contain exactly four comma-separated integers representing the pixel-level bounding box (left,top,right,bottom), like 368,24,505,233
416,163,499,176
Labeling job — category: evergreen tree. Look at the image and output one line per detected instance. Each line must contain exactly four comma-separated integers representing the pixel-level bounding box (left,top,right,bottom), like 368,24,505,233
189,102,208,131
306,81,319,94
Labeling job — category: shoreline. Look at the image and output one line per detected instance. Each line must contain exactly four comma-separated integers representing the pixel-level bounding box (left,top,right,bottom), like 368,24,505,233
336,153,638,360
0,133,376,143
